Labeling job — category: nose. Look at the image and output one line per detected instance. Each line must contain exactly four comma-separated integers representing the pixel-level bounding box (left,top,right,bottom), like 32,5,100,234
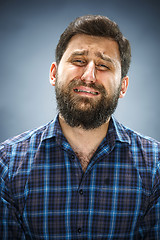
81,61,96,83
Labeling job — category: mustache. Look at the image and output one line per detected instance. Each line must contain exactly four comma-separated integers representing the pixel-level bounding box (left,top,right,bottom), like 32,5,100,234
68,79,107,95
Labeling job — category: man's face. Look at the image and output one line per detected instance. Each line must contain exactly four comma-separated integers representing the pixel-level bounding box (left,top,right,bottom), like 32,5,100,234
51,34,128,129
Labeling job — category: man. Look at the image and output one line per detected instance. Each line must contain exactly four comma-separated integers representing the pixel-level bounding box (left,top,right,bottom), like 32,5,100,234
0,15,159,239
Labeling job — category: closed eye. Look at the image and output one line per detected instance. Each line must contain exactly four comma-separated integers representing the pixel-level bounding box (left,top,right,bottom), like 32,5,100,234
72,59,86,66
96,64,110,71
74,59,84,63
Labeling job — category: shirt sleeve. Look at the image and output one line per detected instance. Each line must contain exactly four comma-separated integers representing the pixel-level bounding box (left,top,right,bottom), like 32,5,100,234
140,167,160,239
0,146,24,240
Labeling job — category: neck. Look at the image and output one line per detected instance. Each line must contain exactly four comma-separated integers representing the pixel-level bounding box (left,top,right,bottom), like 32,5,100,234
59,114,110,154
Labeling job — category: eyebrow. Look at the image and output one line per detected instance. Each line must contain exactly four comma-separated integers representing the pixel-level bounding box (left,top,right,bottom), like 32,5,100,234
70,50,115,65
70,50,89,57
95,52,115,65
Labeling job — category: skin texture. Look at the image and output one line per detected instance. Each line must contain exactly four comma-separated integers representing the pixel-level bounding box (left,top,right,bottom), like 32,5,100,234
50,34,129,171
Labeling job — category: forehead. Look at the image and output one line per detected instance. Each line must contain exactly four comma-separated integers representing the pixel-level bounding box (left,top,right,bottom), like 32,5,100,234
63,34,121,61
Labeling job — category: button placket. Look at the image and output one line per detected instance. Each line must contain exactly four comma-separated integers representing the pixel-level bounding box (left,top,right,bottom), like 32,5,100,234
76,187,84,235
79,189,83,195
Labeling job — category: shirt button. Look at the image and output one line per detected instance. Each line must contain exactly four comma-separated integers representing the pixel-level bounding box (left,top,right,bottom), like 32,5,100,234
79,189,83,195
77,228,82,233
71,155,75,160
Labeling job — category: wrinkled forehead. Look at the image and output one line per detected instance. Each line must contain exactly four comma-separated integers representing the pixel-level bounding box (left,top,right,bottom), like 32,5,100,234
62,34,121,64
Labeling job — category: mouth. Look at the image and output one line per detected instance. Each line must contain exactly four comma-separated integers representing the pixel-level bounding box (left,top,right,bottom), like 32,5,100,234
73,87,99,96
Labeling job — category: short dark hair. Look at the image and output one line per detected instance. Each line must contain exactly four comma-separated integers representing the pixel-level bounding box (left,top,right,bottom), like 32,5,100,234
55,15,131,78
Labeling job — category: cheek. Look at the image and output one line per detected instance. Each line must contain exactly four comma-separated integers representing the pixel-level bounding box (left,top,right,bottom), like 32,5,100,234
98,73,121,96
58,65,82,83
56,69,70,87
68,65,84,79
97,72,114,91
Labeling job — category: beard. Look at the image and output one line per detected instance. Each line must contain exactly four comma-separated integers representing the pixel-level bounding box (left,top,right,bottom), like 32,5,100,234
55,77,121,130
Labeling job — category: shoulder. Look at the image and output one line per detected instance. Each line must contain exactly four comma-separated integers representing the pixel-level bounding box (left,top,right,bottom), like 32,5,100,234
113,117,160,176
114,120,160,197
124,124,159,154
113,117,159,151
0,120,56,175
120,122,159,163
120,123,159,185
0,124,47,154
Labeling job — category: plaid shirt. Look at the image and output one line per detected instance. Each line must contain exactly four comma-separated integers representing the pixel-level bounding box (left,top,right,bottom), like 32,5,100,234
0,115,160,240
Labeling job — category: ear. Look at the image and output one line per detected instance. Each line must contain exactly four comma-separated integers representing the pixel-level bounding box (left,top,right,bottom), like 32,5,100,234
50,62,57,86
119,76,129,98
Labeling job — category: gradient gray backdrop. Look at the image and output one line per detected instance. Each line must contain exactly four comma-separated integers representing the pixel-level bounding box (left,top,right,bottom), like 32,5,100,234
0,0,160,142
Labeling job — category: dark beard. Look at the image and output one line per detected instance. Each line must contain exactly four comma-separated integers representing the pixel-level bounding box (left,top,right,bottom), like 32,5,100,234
55,78,121,130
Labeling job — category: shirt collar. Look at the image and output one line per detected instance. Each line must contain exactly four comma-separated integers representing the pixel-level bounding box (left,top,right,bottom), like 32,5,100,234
41,114,131,145
109,116,131,145
41,114,62,142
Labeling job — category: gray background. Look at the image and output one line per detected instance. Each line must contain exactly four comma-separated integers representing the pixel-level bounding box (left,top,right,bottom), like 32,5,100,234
0,0,160,142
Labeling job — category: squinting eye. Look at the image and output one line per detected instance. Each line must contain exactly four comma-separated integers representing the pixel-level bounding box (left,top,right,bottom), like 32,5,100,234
72,59,86,66
97,64,110,70
73,59,84,63
76,59,82,62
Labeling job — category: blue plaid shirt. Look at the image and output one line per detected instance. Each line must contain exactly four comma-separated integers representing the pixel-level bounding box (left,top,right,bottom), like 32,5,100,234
0,115,160,239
